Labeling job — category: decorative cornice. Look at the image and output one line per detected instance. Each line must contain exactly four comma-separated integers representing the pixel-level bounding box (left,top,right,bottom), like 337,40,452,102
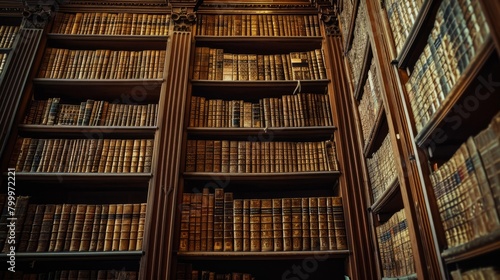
320,5,340,36
171,6,196,32
60,0,169,7
22,1,58,28
198,2,316,11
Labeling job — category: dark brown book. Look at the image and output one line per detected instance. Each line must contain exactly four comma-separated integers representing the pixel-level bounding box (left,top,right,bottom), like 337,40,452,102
188,193,197,251
301,198,311,250
229,141,238,173
207,192,215,251
103,204,116,251
260,199,273,252
205,140,214,172
331,197,347,250
17,204,37,252
291,198,302,251
129,203,141,251
96,204,108,251
179,193,190,252
308,197,320,250
201,188,209,251
281,198,292,251
69,204,87,251
242,199,250,252
249,199,261,252
78,204,95,251
213,140,222,173
36,204,56,252
223,192,234,252
112,204,123,251
194,193,202,251
195,140,206,172
89,204,102,251
1,195,29,253
320,197,332,250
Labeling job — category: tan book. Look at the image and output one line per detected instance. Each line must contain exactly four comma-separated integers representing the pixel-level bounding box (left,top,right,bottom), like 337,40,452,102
221,140,230,173
136,203,147,250
143,139,153,173
233,199,243,252
291,198,302,251
260,199,273,252
103,204,116,251
128,203,141,251
119,204,133,251
321,197,332,250
200,189,209,251
112,204,123,251
331,197,347,250
272,199,283,251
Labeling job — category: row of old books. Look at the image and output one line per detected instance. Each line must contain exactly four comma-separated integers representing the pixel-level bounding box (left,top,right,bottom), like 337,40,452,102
450,266,500,280
185,140,339,173
196,14,321,37
193,47,327,81
367,134,398,202
358,59,383,145
24,98,158,127
406,0,490,132
385,0,424,54
177,263,254,280
0,25,18,48
38,48,165,80
52,12,171,36
2,270,138,280
0,196,146,253
430,112,500,250
12,138,154,173
347,0,368,90
376,209,416,278
188,93,333,128
179,188,347,252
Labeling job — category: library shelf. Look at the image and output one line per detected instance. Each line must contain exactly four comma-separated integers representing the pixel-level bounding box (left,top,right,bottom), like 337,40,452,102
187,126,336,141
363,107,387,157
18,125,157,138
47,34,169,50
194,36,323,53
369,178,403,223
441,228,500,264
354,39,372,101
176,250,350,260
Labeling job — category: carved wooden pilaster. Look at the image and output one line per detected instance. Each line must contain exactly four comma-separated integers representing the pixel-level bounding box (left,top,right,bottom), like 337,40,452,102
320,5,341,37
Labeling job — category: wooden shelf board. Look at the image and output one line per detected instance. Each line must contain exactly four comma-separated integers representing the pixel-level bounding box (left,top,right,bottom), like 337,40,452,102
354,40,372,101
396,0,441,69
363,107,387,157
32,78,163,102
14,172,152,183
369,177,403,218
187,126,336,141
0,251,143,262
195,36,323,53
176,250,350,260
0,48,12,53
191,80,329,98
47,34,168,50
414,39,498,155
18,125,157,138
442,228,500,264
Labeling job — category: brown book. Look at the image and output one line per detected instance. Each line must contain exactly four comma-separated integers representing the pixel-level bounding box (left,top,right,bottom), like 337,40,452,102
25,204,44,252
207,192,215,251
214,188,224,252
96,204,109,251
119,204,133,251
320,197,332,250
179,193,191,252
188,193,196,251
143,139,153,173
112,204,123,251
331,197,347,250
136,203,147,250
291,198,302,251
242,199,250,252
223,192,234,252
205,140,214,173
195,140,206,172
79,204,95,251
249,199,261,252
233,199,243,252
36,204,55,252
201,188,209,251
89,204,102,251
69,204,87,251
272,198,283,251
17,204,37,252
301,198,311,251
194,193,202,251
212,140,222,173
103,204,116,251
308,197,320,250
128,203,141,251
221,140,230,173
229,141,238,173
260,199,273,252
45,204,62,252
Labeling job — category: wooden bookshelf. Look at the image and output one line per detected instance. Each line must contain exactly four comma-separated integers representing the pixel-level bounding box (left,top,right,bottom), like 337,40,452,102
441,229,500,264
354,40,372,100
363,107,387,157
47,34,169,51
18,125,157,138
195,36,323,53
369,178,403,223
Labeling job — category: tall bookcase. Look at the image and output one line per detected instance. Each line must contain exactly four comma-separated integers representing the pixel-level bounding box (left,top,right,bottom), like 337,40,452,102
170,3,353,279
0,0,172,278
351,0,500,278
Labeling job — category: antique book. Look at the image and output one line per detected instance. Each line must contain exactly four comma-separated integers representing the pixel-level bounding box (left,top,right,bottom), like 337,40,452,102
249,199,261,252
223,192,234,252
